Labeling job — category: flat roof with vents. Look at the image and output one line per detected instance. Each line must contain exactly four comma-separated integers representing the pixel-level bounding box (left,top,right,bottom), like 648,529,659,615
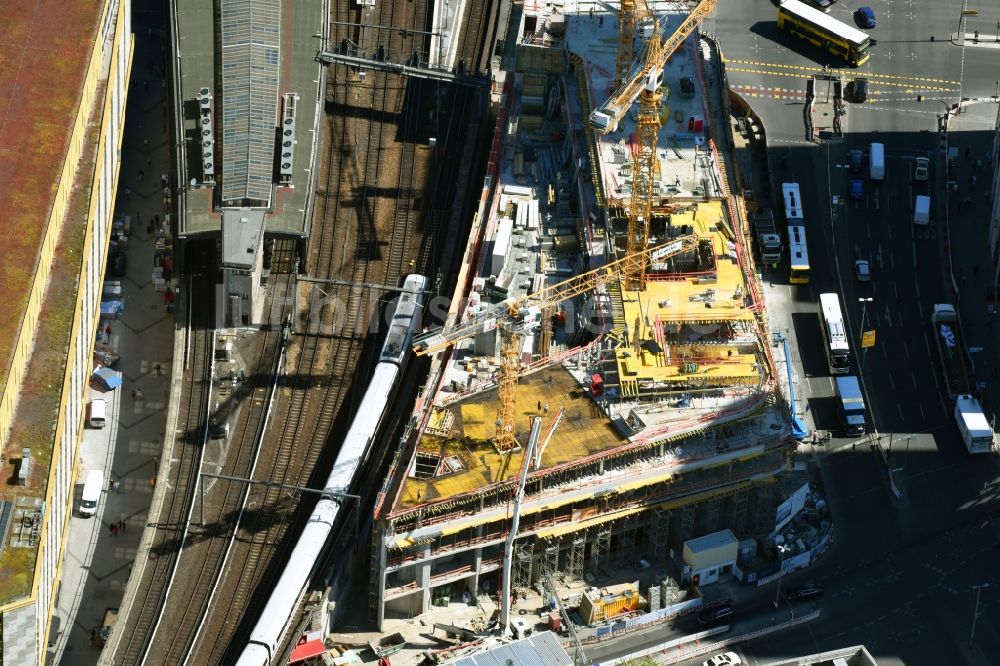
220,0,281,206
177,0,323,236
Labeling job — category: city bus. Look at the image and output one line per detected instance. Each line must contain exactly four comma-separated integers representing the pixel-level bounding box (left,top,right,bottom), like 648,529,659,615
788,225,810,284
819,292,851,374
782,182,803,223
777,0,872,66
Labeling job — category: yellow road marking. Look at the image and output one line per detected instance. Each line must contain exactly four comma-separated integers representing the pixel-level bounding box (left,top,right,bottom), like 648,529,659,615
726,66,957,92
722,58,961,85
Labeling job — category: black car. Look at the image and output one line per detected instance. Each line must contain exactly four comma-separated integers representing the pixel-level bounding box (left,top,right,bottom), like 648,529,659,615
848,149,863,172
848,78,868,103
785,582,823,601
697,605,735,625
111,251,127,277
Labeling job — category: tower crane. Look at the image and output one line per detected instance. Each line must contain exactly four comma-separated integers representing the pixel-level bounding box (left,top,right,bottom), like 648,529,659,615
412,237,701,452
595,0,717,289
590,0,718,134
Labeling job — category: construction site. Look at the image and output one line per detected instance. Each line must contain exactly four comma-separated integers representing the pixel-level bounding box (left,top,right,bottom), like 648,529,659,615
366,0,797,637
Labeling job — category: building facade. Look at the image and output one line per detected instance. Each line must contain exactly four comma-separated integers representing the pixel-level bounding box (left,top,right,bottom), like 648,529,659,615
0,1,132,662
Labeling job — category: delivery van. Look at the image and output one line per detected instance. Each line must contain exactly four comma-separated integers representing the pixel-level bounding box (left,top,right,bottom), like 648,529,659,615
87,399,107,429
869,142,884,181
80,469,104,517
913,195,930,226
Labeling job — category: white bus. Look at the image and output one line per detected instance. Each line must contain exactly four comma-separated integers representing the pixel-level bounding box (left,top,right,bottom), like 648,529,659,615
788,225,810,284
782,182,803,223
819,292,851,374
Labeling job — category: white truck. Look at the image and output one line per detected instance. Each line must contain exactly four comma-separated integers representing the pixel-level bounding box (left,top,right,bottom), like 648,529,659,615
869,142,885,181
954,394,994,454
913,195,930,226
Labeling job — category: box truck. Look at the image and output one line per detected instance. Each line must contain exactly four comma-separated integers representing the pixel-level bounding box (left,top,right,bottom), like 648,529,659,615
954,394,994,454
913,195,930,226
836,376,866,436
869,142,884,181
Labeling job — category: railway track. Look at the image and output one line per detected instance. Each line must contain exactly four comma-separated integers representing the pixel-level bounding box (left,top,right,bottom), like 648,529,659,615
189,0,435,658
456,0,494,73
110,259,214,665
141,273,290,665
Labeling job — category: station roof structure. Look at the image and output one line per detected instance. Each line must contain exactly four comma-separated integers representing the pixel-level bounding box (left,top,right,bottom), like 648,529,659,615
177,0,323,235
0,0,106,401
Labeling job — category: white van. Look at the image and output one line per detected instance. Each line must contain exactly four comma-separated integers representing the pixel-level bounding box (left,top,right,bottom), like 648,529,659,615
79,469,104,517
87,399,107,428
914,195,931,226
869,142,885,181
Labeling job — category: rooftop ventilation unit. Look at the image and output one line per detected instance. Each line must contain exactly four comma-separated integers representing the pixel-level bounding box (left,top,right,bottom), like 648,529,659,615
278,93,299,184
197,87,216,183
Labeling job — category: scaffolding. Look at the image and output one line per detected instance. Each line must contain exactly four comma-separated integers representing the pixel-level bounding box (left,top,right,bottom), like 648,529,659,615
591,525,611,576
513,540,534,591
649,508,669,561
568,532,586,580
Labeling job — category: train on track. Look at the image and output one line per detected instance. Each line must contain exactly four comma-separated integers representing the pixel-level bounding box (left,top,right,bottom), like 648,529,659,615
237,273,427,666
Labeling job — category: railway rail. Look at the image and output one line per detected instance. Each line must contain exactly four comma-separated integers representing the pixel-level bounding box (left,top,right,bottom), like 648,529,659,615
109,257,215,664
187,0,436,660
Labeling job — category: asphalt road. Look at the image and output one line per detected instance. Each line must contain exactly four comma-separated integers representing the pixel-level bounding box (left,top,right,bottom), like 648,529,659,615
702,1,1000,665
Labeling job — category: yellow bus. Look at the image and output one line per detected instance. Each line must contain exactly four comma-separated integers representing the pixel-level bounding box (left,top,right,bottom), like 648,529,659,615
788,225,810,284
777,0,872,66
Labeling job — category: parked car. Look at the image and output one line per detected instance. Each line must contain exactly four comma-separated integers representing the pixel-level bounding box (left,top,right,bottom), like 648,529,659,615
914,157,929,182
854,6,877,28
785,582,824,601
697,605,735,625
110,251,126,277
848,77,868,103
848,149,864,173
703,652,742,666
850,179,864,202
854,260,871,282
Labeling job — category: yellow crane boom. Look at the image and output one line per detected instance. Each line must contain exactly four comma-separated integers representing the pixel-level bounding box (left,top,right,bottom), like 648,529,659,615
590,0,717,133
412,238,700,452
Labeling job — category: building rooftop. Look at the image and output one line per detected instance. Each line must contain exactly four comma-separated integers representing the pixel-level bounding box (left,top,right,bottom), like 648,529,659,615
0,0,105,397
685,528,738,553
448,632,572,666
177,0,322,235
385,0,779,524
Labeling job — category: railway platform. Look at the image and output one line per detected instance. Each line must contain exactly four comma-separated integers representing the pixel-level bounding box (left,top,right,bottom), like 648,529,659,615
52,17,178,664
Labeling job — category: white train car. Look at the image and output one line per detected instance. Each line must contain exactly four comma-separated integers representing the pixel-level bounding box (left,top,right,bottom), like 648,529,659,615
237,274,426,666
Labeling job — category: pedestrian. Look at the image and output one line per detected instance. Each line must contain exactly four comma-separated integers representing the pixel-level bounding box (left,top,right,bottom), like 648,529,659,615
130,388,137,401
136,387,144,401
154,363,162,375
110,523,117,536
161,173,168,187
976,159,982,170
970,175,977,186
974,30,979,42
112,479,120,495
118,520,126,533
962,276,968,285
138,169,144,181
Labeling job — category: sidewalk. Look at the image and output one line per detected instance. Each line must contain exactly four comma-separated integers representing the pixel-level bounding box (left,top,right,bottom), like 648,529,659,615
939,106,999,421
52,8,176,662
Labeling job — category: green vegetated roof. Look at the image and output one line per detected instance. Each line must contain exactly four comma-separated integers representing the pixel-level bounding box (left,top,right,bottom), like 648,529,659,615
0,0,104,396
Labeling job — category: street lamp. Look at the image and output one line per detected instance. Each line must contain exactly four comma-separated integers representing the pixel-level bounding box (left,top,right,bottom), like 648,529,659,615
858,298,873,369
773,544,787,609
970,583,990,646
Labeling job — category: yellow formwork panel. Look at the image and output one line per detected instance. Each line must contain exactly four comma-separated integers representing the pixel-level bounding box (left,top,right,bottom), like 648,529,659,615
399,365,620,509
614,346,758,385
459,403,488,440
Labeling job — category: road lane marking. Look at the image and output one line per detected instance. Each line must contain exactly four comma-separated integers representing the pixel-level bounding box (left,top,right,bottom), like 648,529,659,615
721,58,961,84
